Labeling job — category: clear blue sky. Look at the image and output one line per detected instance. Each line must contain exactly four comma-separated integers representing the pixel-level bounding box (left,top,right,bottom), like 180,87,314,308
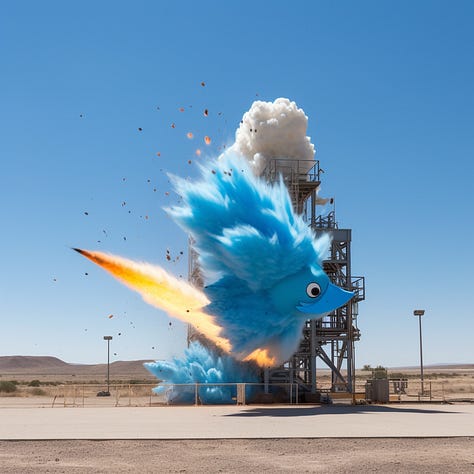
1,1,473,368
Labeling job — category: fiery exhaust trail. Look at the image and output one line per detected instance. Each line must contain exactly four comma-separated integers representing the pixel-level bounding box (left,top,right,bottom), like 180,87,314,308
73,249,231,352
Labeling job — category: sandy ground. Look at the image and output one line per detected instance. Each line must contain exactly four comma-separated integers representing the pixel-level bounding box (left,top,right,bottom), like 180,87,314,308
0,438,473,473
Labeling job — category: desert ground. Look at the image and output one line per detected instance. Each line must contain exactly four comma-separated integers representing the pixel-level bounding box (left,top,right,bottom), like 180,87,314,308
1,438,473,473
1,357,473,472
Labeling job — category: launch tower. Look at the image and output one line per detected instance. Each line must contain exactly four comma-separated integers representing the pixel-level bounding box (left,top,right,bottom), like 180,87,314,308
262,158,365,397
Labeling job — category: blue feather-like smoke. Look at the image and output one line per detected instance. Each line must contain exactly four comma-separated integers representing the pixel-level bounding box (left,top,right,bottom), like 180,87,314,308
145,342,259,404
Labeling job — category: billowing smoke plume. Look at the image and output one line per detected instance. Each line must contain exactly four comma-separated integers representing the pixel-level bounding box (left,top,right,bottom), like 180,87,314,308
229,98,316,176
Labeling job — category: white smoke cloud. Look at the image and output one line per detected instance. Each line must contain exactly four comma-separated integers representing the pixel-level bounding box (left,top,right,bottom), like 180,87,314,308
229,98,316,176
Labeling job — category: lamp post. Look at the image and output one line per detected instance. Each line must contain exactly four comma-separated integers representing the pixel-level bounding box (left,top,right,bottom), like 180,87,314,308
103,336,113,395
413,310,425,395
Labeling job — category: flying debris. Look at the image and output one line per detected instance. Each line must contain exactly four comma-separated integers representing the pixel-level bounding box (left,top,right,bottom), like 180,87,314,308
204,109,208,117
138,127,143,132
179,107,185,112
156,152,161,157
195,149,201,156
201,81,205,87
84,212,89,216
204,136,211,145
187,132,194,139
108,314,114,319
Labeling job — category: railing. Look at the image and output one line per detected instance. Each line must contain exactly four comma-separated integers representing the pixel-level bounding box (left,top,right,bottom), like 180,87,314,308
313,211,337,229
350,276,366,302
387,378,474,403
262,159,321,183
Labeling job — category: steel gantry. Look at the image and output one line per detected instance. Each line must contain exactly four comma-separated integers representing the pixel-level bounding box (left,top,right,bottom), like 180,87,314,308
262,159,365,398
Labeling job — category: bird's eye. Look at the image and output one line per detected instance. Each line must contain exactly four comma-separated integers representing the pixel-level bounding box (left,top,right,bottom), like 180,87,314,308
306,282,321,298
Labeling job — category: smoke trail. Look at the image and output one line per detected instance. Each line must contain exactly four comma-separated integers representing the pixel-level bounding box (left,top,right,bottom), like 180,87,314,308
145,341,260,404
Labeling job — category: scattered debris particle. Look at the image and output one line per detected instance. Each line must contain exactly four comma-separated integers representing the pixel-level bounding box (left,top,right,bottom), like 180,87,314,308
204,109,208,117
204,136,211,145
187,132,194,139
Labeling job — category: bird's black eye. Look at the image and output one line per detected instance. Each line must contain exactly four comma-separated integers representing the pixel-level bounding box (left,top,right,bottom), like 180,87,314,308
306,282,321,298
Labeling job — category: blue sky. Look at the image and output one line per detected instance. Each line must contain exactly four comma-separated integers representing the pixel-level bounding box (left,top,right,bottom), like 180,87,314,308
1,1,473,368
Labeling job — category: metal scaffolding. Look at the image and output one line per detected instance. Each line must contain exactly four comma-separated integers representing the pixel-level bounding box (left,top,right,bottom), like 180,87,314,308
262,158,365,398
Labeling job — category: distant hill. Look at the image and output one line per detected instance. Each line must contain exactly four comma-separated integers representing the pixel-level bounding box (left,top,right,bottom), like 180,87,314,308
0,355,156,380
0,356,70,371
385,363,474,371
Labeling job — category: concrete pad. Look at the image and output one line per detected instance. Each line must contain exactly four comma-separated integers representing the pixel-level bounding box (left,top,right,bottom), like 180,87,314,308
0,404,473,440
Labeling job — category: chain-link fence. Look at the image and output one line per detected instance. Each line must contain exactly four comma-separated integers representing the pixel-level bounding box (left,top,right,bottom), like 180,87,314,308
0,378,472,407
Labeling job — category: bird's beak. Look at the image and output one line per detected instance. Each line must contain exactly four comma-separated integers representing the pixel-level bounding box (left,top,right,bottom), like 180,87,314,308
297,283,354,315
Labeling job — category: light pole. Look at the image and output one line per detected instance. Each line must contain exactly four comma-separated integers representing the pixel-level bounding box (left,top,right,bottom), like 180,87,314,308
413,310,425,395
103,336,113,395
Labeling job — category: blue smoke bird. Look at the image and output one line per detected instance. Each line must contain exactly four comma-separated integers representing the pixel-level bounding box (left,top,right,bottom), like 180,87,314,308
167,154,354,367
